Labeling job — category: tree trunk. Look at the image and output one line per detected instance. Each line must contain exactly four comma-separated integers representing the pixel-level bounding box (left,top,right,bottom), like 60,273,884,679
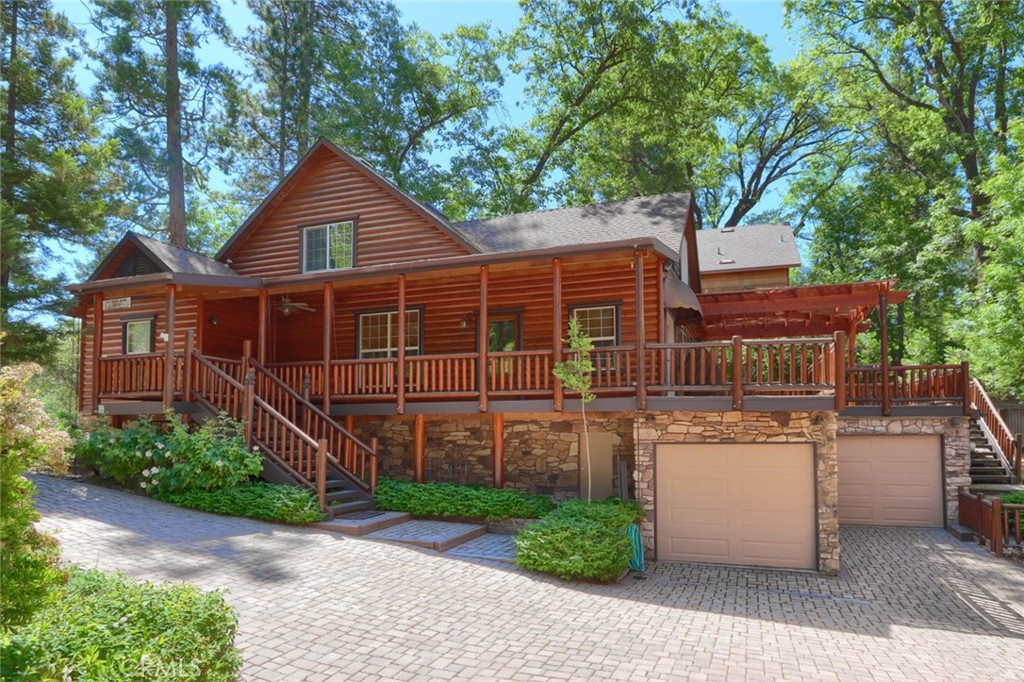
165,1,186,248
581,399,591,503
1,0,18,294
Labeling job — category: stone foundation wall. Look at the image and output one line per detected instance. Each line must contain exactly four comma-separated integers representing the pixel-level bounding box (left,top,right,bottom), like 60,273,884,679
836,415,970,526
353,414,634,500
632,411,840,575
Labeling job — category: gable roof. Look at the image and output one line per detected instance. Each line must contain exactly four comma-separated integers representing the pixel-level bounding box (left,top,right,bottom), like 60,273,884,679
217,138,483,262
457,192,692,255
89,231,239,281
696,223,801,274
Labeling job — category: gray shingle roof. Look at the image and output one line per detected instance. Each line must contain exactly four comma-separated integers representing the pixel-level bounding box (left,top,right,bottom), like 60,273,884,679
696,223,801,273
456,192,692,255
132,233,239,277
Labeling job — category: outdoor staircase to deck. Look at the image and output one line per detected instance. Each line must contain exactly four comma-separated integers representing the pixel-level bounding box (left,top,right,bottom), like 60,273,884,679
187,345,379,520
969,415,1015,485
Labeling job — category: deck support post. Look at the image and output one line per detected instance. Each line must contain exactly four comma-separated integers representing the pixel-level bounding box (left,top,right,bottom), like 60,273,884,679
322,282,334,413
243,368,255,447
879,293,891,417
183,329,194,401
478,266,489,413
397,274,407,415
961,361,971,416
413,414,426,483
241,339,252,376
731,335,744,411
369,437,379,493
91,292,104,413
833,331,846,411
635,250,647,411
552,258,563,412
1015,434,1023,483
492,412,505,488
257,289,269,365
316,439,328,513
847,318,857,367
992,496,1004,556
162,284,176,410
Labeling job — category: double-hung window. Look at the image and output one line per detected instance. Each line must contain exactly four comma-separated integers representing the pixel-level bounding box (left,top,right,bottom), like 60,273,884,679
303,221,354,272
572,305,619,371
358,310,420,358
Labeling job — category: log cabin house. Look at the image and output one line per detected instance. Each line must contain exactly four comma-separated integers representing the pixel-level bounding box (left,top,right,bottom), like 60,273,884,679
71,138,995,574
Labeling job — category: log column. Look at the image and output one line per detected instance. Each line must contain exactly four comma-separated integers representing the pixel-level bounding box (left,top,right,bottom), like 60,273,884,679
91,292,104,412
162,284,176,409
397,274,407,415
552,258,563,412
413,413,426,483
478,266,489,413
880,293,891,416
322,282,334,413
635,250,647,411
257,288,269,364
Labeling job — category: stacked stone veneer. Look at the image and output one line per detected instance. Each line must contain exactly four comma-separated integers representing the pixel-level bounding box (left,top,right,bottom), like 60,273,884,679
353,414,633,500
632,411,841,575
836,415,970,526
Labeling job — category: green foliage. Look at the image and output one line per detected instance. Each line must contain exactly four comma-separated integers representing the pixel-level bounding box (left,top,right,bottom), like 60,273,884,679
514,499,644,582
374,478,554,520
1,1,119,365
552,317,595,402
0,567,241,681
72,412,262,494
1002,492,1024,534
0,363,71,629
157,483,325,524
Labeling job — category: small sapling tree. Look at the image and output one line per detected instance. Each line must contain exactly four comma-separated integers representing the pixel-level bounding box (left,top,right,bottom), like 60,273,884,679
552,317,596,502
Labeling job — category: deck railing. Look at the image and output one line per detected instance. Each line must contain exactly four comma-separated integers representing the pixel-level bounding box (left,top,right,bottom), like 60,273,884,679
970,378,1022,482
406,354,477,397
959,487,1024,556
489,350,553,396
97,353,166,397
847,362,969,414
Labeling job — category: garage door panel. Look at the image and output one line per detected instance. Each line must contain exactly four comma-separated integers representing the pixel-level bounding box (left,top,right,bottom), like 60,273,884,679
838,435,942,527
656,444,816,570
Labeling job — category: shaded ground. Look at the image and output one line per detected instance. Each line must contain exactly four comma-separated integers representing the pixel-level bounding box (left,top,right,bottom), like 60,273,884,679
34,475,1024,681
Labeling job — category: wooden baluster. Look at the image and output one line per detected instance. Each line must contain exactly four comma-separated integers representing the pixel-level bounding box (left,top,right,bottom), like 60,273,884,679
732,336,743,411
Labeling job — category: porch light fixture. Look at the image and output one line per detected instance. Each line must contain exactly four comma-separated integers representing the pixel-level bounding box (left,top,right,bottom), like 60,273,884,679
207,315,219,326
460,314,471,329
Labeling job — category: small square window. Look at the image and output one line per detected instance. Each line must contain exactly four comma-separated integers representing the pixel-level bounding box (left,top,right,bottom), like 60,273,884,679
303,222,354,272
124,319,153,354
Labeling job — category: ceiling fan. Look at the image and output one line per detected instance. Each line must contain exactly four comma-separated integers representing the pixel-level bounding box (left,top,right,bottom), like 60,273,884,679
276,295,316,317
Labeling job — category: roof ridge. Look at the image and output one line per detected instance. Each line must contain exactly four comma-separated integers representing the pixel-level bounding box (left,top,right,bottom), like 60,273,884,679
131,231,222,261
458,190,693,225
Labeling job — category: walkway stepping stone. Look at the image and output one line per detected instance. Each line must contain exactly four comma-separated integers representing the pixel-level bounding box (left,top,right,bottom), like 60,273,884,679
311,511,411,536
365,520,487,552
443,533,517,563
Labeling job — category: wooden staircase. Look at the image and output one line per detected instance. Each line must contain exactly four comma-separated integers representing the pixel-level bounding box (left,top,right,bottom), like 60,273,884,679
187,343,379,519
968,415,1015,484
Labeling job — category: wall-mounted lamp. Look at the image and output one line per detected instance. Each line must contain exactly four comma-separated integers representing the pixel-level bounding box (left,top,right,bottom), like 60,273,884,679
207,315,220,326
460,314,471,329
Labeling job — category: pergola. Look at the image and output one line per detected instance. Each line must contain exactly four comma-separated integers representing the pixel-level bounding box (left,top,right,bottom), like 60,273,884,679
697,280,909,362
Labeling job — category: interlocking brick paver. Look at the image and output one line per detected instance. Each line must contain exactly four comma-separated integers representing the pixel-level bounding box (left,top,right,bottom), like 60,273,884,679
32,475,1024,681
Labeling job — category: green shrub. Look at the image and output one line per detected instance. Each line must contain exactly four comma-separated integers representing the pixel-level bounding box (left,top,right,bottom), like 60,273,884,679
1001,491,1024,505
71,412,262,494
1,568,241,681
1,363,70,629
158,483,325,524
374,478,554,519
514,498,644,582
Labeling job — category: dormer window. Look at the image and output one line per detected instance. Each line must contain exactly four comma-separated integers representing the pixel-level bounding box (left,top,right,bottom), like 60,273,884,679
303,221,354,272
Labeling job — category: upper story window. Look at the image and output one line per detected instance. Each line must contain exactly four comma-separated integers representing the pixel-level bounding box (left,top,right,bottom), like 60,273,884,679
572,305,619,346
303,221,354,272
123,318,153,355
358,310,421,358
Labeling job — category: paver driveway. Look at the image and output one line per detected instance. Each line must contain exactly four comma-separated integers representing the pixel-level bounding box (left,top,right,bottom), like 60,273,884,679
34,475,1024,681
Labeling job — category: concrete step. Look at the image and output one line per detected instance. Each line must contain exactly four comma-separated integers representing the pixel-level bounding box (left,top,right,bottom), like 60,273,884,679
971,475,1014,484
311,510,411,536
326,499,375,518
365,519,488,552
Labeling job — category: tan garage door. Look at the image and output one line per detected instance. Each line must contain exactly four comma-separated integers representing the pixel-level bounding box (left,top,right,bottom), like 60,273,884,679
655,444,816,570
838,435,943,527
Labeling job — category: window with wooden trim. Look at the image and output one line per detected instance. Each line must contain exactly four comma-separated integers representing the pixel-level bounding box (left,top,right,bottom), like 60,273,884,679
123,319,153,354
303,221,354,272
571,304,619,371
358,310,420,358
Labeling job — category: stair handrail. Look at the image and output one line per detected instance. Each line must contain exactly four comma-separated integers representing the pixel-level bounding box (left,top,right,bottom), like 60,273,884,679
969,378,1022,482
250,359,378,491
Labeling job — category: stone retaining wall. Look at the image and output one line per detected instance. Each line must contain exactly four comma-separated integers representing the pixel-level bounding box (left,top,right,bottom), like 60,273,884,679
631,410,840,575
836,415,970,526
354,414,634,500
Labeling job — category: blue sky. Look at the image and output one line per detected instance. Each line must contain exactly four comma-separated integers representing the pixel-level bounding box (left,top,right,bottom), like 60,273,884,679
50,1,801,285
